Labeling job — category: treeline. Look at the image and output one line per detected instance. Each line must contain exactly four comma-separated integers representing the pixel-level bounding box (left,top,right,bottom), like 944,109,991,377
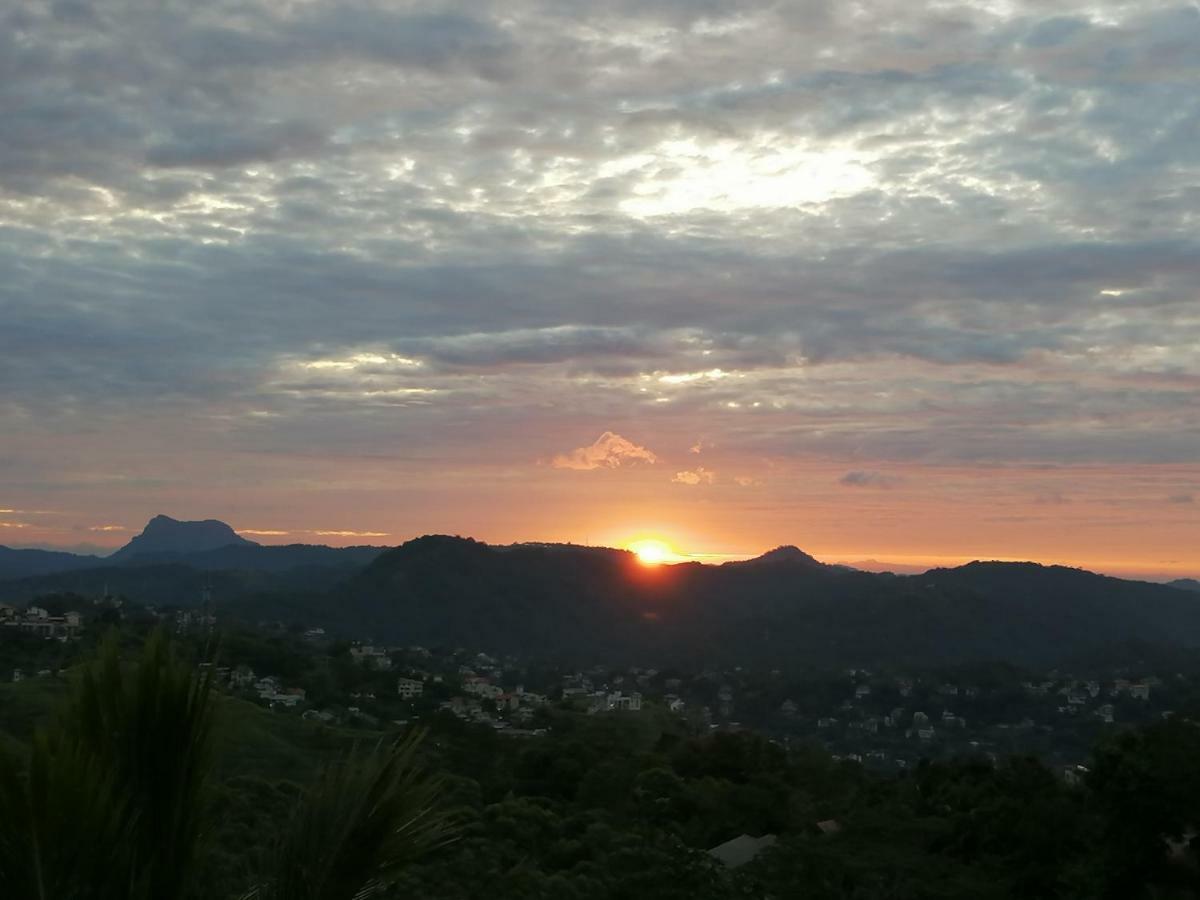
384,710,1200,899
4,633,1200,899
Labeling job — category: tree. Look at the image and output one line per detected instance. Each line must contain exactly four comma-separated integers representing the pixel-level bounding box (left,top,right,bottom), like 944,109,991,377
0,631,454,900
0,631,215,900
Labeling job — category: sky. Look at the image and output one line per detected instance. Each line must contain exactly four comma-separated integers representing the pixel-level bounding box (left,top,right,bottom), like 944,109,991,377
1,0,1198,579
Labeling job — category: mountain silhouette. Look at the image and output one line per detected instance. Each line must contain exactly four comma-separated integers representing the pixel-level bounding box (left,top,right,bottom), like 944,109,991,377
110,515,258,561
725,545,827,569
232,536,1200,669
0,546,103,581
5,529,1200,670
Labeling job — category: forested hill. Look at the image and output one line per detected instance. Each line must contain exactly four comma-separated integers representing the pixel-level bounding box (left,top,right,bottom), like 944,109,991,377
5,531,1199,669
227,535,1200,670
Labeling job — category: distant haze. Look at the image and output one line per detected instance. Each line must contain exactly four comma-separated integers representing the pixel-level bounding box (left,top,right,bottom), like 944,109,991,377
1,2,1196,578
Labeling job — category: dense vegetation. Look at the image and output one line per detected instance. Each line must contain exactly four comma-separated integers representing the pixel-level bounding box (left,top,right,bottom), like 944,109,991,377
4,629,1200,898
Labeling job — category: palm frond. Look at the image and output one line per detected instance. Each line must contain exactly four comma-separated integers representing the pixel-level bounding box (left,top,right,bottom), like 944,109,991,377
61,630,218,900
0,730,139,900
0,630,217,900
246,729,458,900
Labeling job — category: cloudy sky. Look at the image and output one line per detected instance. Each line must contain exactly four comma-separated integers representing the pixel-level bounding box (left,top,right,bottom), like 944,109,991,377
2,0,1198,577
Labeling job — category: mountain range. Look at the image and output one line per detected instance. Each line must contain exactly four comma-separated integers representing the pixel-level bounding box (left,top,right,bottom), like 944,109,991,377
2,517,1199,669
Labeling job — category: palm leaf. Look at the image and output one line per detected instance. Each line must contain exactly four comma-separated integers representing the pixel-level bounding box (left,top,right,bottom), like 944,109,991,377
0,730,136,900
244,729,458,900
0,630,217,900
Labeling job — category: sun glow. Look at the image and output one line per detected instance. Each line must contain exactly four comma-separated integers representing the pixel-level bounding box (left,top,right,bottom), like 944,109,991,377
627,538,676,566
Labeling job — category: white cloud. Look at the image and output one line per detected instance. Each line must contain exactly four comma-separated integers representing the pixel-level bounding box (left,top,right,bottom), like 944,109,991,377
672,467,716,485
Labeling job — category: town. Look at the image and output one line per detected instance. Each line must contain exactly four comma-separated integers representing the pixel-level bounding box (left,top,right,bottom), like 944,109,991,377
1,592,1191,781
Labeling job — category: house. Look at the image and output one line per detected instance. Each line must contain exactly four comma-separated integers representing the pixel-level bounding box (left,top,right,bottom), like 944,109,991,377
464,677,504,700
397,677,424,699
13,606,83,640
1096,704,1115,724
779,699,798,717
612,692,642,711
587,691,643,713
855,684,871,699
350,645,392,671
1062,765,1089,787
1129,682,1151,701
708,834,778,869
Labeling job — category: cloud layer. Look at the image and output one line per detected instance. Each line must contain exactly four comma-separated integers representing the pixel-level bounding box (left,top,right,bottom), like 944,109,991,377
1,0,1197,573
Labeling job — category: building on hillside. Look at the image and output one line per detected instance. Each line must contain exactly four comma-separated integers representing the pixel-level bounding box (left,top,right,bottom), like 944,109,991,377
7,607,83,641
708,834,777,870
587,691,643,714
397,677,424,699
350,645,392,671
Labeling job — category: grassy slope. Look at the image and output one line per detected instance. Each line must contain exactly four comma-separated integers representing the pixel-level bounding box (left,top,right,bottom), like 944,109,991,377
0,677,384,783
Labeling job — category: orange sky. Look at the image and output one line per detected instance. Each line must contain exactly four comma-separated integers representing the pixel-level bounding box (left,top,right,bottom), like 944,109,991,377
4,454,1195,582
2,2,1198,585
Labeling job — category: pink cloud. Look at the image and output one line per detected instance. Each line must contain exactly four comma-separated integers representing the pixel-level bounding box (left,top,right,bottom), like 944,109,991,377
552,432,658,471
673,467,716,486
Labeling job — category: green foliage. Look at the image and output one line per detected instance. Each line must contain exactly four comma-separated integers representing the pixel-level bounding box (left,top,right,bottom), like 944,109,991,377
242,731,457,900
0,632,454,900
1087,719,1200,897
0,630,216,900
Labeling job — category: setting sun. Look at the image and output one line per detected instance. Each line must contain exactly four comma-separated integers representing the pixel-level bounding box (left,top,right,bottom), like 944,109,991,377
627,538,675,566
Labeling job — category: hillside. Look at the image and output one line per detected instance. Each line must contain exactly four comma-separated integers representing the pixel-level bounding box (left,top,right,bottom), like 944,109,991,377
0,546,104,580
6,529,1198,669
224,537,1200,669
